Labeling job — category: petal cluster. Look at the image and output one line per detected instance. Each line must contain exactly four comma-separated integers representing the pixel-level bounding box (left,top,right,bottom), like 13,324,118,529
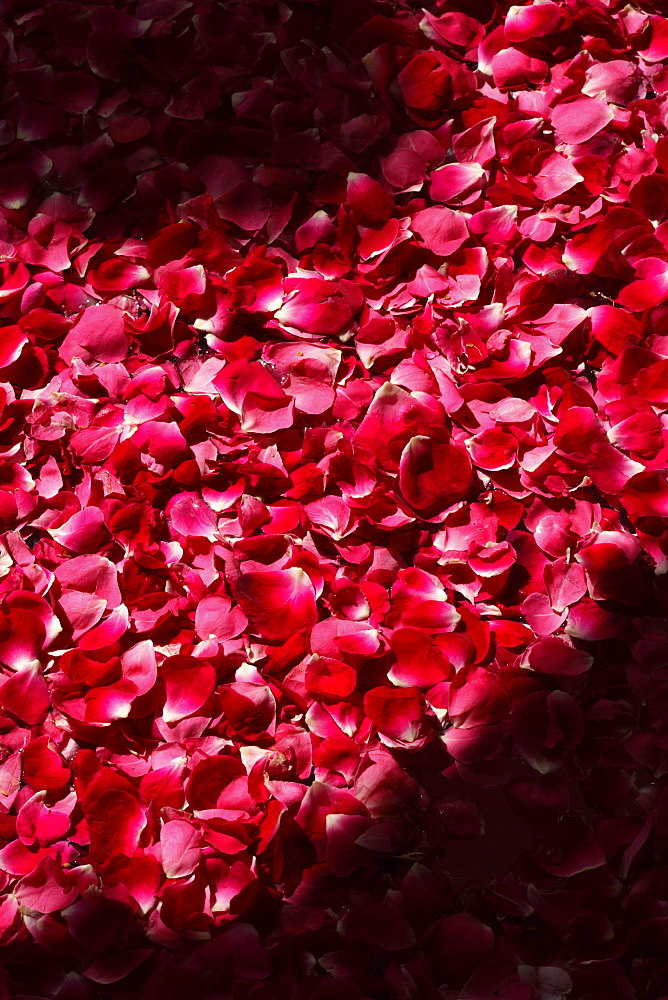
0,0,666,997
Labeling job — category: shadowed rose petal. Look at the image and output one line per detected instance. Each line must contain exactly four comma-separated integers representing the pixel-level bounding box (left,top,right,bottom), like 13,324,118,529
86,789,146,865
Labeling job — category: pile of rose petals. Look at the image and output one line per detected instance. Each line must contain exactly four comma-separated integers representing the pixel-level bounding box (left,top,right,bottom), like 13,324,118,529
0,0,668,996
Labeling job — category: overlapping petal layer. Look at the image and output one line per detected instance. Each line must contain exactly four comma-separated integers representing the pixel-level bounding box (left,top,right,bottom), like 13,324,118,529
0,0,666,998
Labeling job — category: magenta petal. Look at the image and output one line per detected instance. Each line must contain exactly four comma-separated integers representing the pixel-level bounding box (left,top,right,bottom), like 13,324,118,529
505,1,568,41
523,638,593,676
121,640,157,697
86,789,146,865
551,97,614,145
195,596,247,642
161,656,216,722
167,493,218,540
160,819,201,878
51,508,110,554
79,605,129,649
14,857,78,913
60,304,129,364
0,663,50,725
411,206,469,256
